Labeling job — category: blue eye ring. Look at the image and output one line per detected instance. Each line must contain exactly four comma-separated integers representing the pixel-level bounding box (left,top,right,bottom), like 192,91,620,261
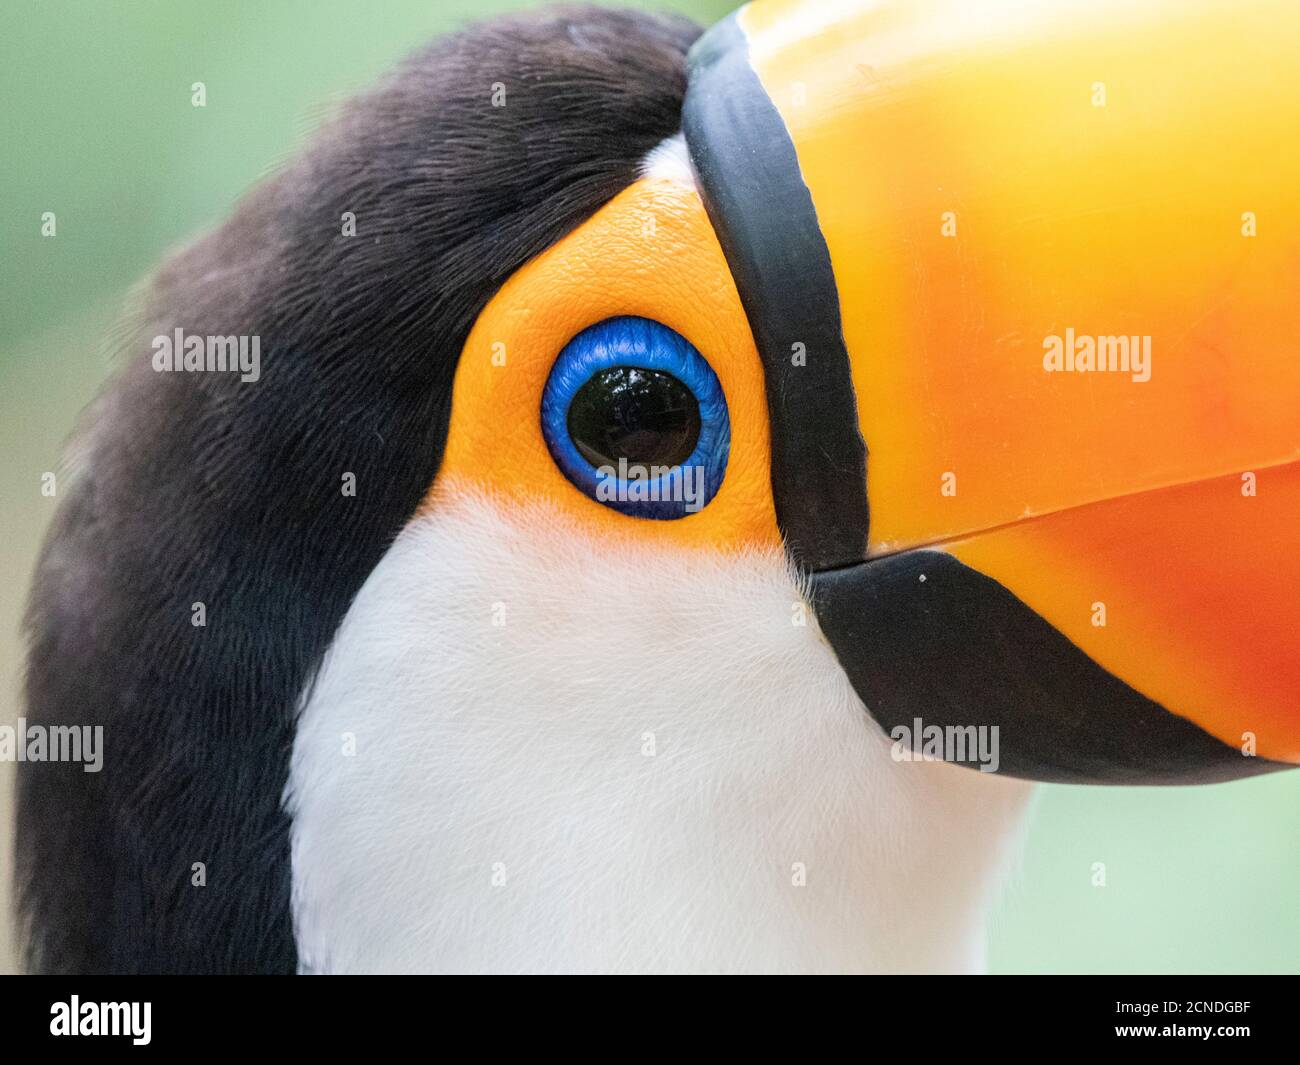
540,316,730,520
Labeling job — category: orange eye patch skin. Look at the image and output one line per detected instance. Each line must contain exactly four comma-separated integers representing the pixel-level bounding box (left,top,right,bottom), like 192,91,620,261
427,174,781,552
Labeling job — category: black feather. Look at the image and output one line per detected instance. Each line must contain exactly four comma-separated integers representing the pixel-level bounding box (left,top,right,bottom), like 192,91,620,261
17,5,700,974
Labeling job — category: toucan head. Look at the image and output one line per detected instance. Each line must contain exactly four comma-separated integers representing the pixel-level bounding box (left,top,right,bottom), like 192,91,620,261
440,0,1300,786
17,0,1300,974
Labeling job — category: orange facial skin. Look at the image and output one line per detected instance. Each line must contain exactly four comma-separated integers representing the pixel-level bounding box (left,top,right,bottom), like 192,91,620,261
430,174,780,552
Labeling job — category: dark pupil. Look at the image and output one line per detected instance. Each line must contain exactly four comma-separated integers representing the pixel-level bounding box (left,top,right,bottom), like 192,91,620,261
568,366,701,470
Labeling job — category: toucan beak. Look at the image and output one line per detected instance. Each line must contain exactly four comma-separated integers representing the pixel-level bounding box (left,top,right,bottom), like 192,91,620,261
683,0,1300,783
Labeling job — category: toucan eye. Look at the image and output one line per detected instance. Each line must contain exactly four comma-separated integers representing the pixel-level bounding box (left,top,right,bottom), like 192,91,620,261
541,316,730,519
567,367,701,470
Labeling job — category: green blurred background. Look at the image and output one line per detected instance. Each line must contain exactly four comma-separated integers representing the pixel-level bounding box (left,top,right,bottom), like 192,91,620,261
1,0,1297,975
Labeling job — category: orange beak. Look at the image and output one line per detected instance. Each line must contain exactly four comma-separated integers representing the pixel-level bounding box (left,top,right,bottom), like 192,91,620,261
684,0,1300,781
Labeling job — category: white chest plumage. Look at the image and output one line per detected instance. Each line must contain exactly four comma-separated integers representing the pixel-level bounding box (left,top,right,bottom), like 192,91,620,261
286,491,1033,973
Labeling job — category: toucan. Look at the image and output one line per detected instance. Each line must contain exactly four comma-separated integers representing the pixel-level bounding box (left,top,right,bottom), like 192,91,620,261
16,0,1300,974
